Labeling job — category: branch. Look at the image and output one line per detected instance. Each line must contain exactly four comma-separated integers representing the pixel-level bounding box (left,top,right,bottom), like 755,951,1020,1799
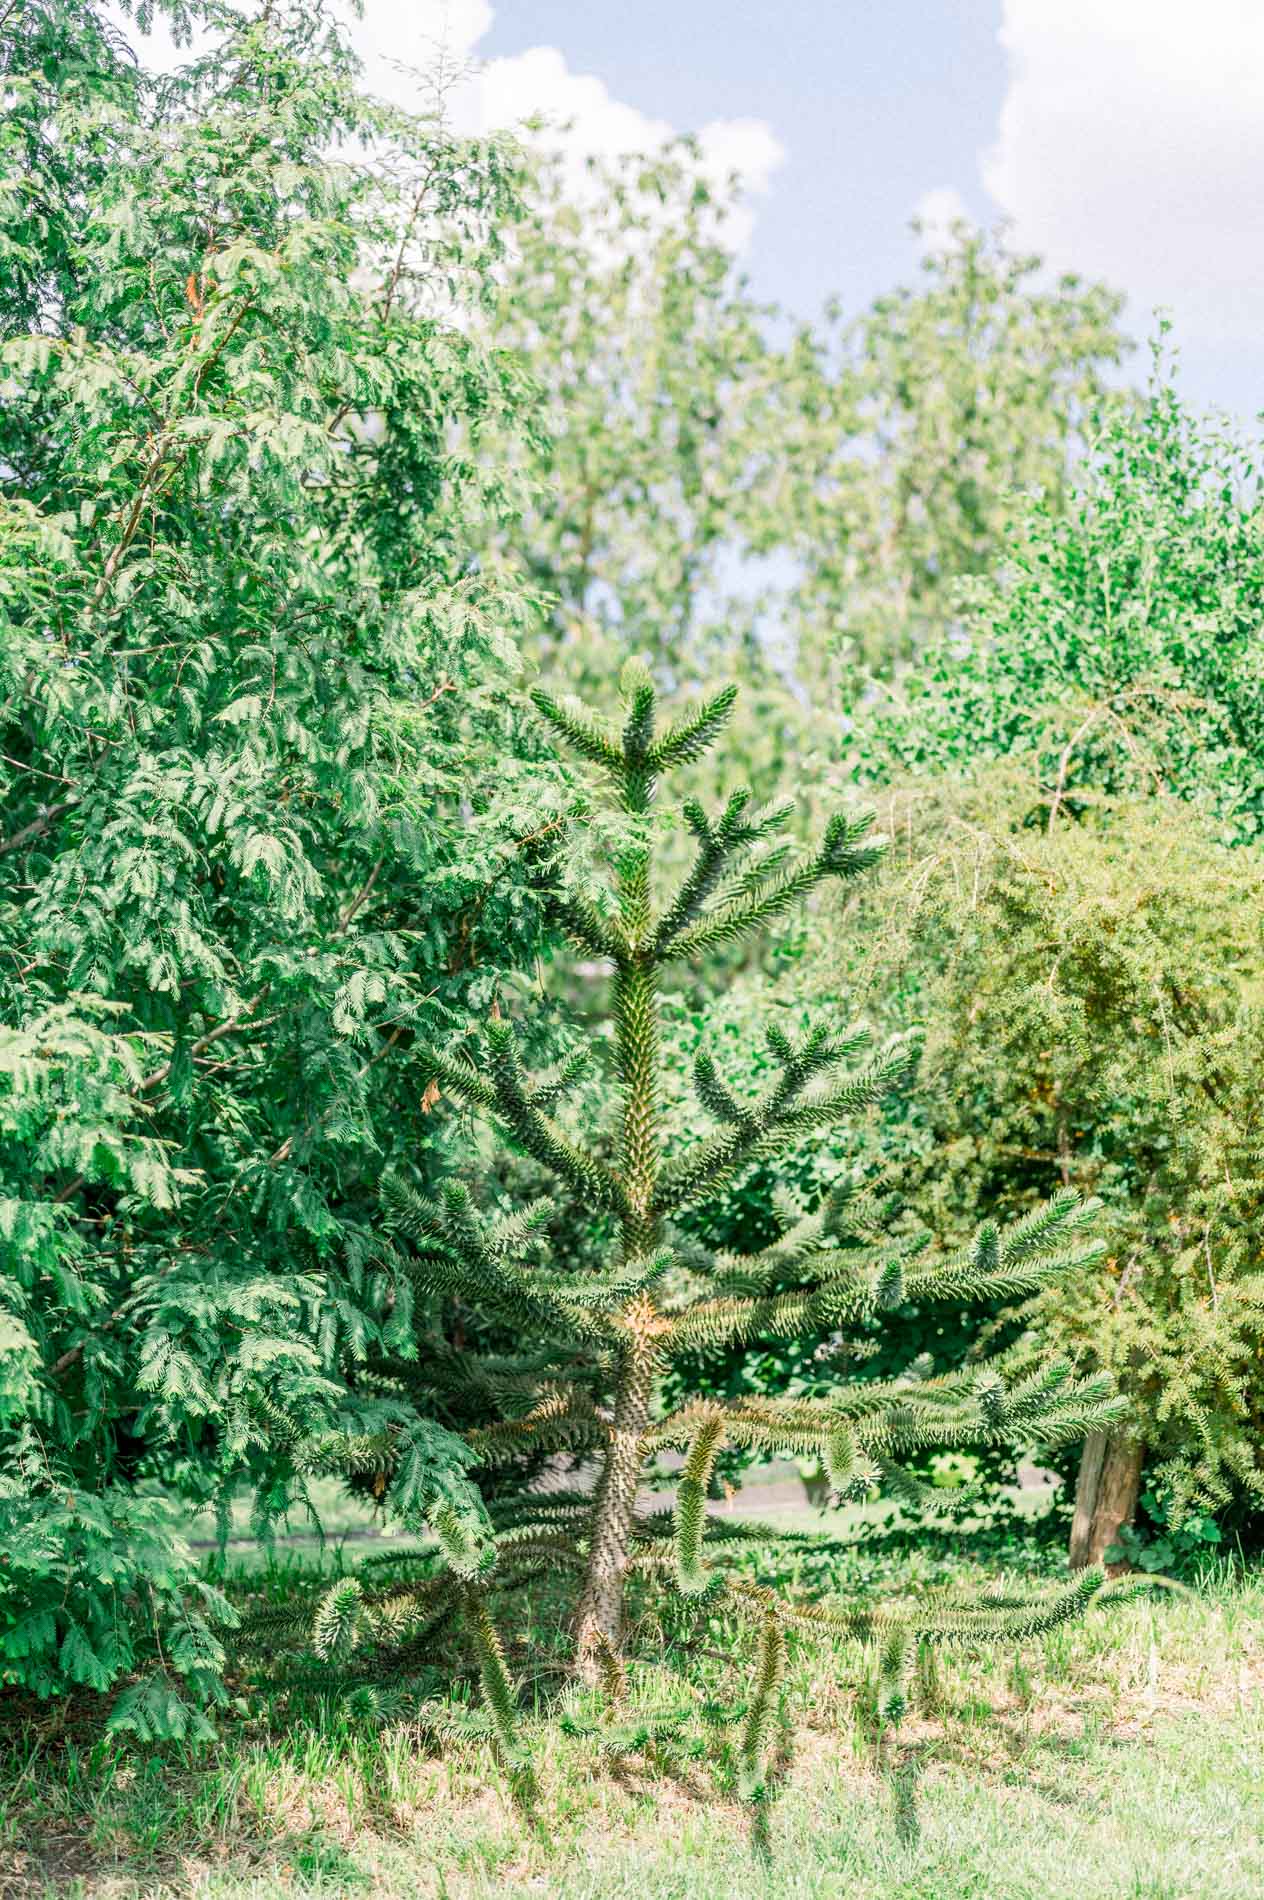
1046,706,1106,832
662,813,883,962
529,687,622,769
0,799,77,859
647,682,738,770
486,1020,627,1214
654,1042,912,1215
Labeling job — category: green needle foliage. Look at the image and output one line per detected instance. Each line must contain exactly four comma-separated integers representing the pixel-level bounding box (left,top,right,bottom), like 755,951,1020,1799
255,665,1129,1807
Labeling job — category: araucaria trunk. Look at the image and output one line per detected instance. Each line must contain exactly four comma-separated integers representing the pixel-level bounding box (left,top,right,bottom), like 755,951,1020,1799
575,1335,658,1667
577,893,663,1665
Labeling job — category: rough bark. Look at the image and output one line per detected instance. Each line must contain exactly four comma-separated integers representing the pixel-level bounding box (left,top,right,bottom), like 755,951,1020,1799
1069,1429,1144,1569
574,916,663,1676
574,1339,657,1674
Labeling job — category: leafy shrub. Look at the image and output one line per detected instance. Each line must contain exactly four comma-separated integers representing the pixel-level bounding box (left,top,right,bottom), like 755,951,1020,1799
0,0,557,1725
1104,1490,1226,1578
812,780,1264,1527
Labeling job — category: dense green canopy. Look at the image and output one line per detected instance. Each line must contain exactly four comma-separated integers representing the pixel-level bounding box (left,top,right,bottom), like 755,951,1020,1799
0,0,561,1730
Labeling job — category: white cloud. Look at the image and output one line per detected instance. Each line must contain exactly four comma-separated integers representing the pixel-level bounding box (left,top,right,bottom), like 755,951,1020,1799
981,0,1264,346
338,0,492,97
691,117,786,202
342,2,784,247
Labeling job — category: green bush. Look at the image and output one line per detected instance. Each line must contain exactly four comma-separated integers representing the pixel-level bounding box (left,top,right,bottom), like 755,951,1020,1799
814,781,1264,1526
1104,1490,1226,1578
0,0,558,1725
863,355,1264,841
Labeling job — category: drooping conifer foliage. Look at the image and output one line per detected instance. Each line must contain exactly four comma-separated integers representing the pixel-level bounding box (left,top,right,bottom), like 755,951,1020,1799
252,665,1131,1803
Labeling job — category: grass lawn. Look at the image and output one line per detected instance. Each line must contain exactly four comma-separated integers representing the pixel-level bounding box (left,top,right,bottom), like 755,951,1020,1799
2,1491,1260,1899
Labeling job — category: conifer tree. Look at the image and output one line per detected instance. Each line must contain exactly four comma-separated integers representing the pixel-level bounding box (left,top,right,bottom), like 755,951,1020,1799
258,665,1130,1794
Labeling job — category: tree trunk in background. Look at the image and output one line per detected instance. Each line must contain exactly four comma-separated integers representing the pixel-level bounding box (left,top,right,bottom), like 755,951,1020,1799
1069,1431,1144,1569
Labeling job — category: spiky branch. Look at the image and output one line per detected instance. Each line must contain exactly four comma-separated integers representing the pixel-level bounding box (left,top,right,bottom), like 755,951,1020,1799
250,666,1127,1811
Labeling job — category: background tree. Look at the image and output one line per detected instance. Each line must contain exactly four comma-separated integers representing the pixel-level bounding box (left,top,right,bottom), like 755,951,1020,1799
0,0,561,1728
863,355,1264,839
786,224,1129,677
810,778,1264,1563
484,175,1130,799
480,141,822,794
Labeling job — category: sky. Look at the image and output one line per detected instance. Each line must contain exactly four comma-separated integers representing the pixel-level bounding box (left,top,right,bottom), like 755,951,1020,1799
139,1,1264,420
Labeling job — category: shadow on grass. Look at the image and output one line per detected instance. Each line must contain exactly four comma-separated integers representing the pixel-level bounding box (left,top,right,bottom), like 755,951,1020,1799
749,1710,797,1868
885,1737,927,1849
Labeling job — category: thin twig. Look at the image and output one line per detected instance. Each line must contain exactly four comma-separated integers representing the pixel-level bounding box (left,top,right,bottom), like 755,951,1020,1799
337,854,386,932
1047,707,1104,833
0,753,74,788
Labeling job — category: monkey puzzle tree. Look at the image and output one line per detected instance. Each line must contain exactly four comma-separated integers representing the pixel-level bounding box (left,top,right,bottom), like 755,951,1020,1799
256,665,1131,1798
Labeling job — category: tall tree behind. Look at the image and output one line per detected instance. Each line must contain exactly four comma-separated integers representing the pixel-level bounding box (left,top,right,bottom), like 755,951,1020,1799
789,225,1130,676
483,170,1129,771
0,0,559,1730
482,143,820,793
